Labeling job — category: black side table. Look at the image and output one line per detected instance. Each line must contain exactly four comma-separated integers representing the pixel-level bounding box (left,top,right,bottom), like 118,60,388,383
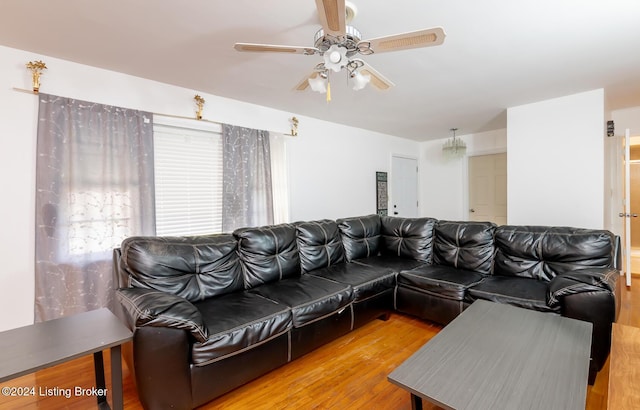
0,308,133,409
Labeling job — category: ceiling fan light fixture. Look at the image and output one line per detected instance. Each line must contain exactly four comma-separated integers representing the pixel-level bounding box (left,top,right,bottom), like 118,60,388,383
351,70,370,90
324,44,348,72
329,51,342,63
308,75,328,93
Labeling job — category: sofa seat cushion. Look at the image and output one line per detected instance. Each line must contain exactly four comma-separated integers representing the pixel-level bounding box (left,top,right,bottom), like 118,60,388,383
309,263,396,302
397,265,485,301
466,276,559,313
353,255,426,274
191,291,292,366
250,275,353,328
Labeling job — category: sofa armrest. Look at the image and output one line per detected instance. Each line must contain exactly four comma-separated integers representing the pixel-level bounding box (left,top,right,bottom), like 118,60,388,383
116,288,208,342
551,270,621,382
547,267,618,308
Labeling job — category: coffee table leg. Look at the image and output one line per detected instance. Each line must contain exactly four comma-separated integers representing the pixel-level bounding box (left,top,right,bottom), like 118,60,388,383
110,344,124,410
93,351,109,408
411,393,423,410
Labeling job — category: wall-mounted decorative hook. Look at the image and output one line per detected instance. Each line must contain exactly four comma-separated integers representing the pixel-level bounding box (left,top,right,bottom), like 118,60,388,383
26,60,47,94
194,94,205,120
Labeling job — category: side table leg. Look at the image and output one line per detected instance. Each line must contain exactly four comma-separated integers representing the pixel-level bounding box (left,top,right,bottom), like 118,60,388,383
110,344,124,410
93,351,108,408
411,393,423,410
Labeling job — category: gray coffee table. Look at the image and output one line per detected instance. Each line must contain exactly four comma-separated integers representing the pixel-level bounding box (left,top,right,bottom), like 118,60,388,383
0,308,132,409
388,300,592,410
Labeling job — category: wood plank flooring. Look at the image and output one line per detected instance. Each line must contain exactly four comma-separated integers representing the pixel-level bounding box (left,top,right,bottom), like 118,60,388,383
1,278,638,409
607,323,640,409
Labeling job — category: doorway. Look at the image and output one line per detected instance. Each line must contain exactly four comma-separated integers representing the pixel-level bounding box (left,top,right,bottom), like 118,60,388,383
616,129,637,286
468,153,507,225
391,156,418,217
630,145,640,274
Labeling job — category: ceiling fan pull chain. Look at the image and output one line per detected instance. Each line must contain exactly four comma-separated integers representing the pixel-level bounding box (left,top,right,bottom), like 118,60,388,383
326,80,331,103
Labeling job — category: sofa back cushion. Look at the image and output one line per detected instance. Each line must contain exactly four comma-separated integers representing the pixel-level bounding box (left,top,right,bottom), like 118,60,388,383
380,216,437,262
295,219,345,273
337,215,381,261
494,225,617,281
234,223,301,288
119,234,243,302
433,221,496,275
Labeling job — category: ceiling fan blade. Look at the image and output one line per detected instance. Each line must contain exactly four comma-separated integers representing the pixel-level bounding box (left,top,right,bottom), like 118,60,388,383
360,62,395,90
234,43,319,55
362,27,446,54
315,0,346,37
294,71,320,91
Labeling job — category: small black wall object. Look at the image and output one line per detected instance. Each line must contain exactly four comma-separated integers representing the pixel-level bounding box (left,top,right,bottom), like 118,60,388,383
607,120,615,137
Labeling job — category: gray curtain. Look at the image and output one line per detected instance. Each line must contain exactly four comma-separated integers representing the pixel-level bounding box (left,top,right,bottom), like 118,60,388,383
222,124,273,232
35,94,155,322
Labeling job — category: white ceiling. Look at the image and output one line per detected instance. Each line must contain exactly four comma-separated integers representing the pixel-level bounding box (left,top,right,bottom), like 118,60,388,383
1,0,640,141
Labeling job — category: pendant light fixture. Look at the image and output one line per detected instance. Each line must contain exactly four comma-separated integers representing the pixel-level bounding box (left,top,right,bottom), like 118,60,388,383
442,128,466,160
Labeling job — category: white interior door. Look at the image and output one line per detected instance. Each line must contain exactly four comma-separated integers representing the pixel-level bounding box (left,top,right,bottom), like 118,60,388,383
391,156,418,217
623,128,632,287
613,129,633,287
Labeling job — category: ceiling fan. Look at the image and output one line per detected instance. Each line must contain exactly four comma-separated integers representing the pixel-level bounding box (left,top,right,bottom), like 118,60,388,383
234,0,446,99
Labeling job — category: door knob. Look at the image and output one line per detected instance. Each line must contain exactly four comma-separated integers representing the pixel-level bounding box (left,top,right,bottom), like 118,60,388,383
470,209,475,213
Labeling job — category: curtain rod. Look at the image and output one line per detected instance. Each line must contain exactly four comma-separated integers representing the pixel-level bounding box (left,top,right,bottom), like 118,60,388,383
152,112,223,126
12,87,35,95
12,87,299,137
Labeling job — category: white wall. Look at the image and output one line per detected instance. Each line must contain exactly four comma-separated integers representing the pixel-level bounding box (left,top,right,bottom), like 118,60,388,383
0,45,419,331
507,89,605,228
0,48,39,333
286,119,418,222
612,106,640,134
419,129,507,220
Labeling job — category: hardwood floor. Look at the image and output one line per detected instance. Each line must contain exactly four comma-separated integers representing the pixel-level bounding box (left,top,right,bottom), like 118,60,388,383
1,278,638,409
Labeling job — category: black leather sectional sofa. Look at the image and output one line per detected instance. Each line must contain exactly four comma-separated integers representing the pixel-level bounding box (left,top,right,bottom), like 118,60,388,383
113,214,620,409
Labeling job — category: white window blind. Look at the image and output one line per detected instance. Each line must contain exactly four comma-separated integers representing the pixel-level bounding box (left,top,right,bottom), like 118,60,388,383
153,118,223,236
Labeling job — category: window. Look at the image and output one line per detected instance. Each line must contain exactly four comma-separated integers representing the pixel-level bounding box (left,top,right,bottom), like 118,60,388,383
153,117,223,236
67,190,133,256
